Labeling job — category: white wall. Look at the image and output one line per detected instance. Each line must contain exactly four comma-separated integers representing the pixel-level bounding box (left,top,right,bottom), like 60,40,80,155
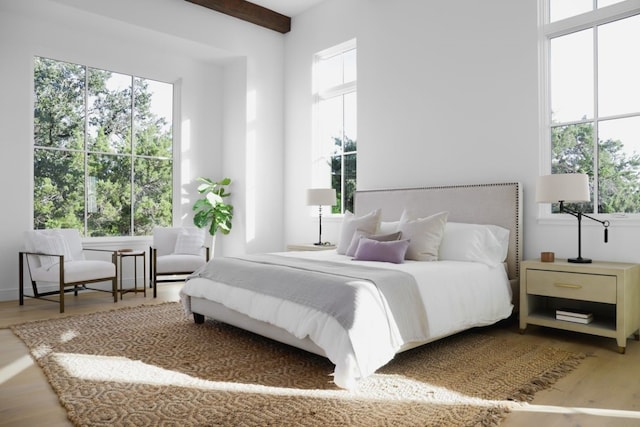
284,0,640,265
0,0,285,301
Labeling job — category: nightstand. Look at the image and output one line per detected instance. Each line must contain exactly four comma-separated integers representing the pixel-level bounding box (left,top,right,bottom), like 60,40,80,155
286,243,336,251
520,259,640,353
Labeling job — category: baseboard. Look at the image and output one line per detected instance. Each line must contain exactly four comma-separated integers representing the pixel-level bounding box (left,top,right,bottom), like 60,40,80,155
0,288,18,302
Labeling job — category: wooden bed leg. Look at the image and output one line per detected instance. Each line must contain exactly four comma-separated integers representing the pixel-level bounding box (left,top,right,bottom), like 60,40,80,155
193,313,205,324
519,328,526,335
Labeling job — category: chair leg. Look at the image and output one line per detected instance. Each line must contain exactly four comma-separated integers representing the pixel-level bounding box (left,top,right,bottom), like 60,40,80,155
19,253,24,306
59,283,65,313
112,277,117,303
151,247,158,298
59,259,65,313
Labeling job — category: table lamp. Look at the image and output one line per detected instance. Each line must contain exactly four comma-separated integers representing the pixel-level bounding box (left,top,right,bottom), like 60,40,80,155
536,173,609,263
306,188,336,246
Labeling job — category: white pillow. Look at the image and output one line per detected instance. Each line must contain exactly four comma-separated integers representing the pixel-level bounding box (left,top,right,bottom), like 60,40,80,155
379,220,400,234
336,209,381,255
174,228,205,255
32,231,73,269
398,210,449,261
439,222,510,266
345,229,372,257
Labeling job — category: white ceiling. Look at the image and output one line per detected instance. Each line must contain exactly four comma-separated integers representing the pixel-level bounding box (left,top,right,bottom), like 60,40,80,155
250,0,326,17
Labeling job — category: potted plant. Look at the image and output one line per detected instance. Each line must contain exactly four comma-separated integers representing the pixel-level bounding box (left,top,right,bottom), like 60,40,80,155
192,177,233,249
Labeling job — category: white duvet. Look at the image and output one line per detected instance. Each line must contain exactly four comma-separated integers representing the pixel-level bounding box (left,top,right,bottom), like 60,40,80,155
180,250,513,389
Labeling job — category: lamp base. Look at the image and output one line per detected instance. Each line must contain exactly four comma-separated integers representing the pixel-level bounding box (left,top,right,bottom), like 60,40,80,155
568,257,592,264
313,242,324,246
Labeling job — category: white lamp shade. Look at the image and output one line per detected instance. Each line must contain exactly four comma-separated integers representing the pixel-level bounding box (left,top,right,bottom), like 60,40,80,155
536,173,590,203
306,188,336,206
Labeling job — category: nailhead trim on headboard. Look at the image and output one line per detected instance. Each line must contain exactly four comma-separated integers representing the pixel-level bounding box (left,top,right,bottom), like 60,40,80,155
355,182,522,281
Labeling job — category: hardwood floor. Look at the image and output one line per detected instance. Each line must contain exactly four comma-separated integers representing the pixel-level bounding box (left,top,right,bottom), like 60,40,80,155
1,286,639,426
490,322,640,427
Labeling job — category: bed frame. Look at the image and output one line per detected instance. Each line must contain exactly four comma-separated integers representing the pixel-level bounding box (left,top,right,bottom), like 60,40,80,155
190,182,522,357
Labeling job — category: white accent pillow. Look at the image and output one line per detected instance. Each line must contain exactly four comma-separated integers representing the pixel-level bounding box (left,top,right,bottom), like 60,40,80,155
398,210,449,261
174,228,205,256
336,209,381,255
439,222,510,266
32,231,73,269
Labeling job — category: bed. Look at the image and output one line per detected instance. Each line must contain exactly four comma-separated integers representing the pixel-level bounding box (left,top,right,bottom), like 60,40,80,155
180,182,522,389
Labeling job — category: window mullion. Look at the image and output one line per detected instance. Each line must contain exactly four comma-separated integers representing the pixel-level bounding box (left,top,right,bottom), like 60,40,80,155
130,77,135,236
84,66,89,237
592,24,600,213
545,0,640,37
341,95,346,213
318,82,356,101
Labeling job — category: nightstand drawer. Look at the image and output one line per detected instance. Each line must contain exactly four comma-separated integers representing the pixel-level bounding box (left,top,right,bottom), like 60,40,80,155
527,269,616,304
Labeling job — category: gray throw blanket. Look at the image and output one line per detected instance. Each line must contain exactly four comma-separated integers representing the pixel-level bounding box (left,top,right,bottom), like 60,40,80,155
189,254,429,342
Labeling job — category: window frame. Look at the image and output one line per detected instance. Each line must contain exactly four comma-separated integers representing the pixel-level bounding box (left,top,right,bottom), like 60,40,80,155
32,56,176,237
539,0,640,223
312,39,357,216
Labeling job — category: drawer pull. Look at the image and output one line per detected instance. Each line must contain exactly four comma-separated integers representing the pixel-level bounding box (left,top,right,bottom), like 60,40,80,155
554,282,582,289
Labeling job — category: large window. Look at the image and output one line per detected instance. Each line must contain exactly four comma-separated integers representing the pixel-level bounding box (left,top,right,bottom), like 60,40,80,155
33,57,173,236
543,1,640,214
313,40,357,214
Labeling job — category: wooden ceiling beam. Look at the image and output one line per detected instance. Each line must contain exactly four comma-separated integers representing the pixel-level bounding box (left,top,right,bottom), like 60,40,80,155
185,0,291,34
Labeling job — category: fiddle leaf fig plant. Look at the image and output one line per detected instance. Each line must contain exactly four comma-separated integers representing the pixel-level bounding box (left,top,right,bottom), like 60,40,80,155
192,177,233,237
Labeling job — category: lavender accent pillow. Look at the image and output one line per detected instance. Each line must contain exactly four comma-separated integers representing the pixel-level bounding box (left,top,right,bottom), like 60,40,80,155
345,230,403,257
353,238,410,264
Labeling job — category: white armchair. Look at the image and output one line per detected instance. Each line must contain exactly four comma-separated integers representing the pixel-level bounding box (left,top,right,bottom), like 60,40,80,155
19,229,118,313
150,227,209,297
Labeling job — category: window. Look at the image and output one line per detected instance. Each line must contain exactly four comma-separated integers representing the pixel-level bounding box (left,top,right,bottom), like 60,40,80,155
313,40,357,214
542,1,640,214
33,57,173,236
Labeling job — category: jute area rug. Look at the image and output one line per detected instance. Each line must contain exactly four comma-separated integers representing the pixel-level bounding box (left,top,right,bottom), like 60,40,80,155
11,302,584,427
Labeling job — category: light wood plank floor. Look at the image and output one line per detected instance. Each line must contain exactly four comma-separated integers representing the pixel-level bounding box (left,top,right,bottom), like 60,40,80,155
1,285,639,426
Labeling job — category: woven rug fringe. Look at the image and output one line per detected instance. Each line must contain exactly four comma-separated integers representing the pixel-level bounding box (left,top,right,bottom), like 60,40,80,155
508,352,587,402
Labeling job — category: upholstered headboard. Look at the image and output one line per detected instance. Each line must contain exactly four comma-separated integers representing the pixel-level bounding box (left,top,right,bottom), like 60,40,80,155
354,182,522,285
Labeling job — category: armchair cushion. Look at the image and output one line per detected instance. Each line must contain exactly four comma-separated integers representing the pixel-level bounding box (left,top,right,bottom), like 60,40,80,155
153,227,206,257
174,228,206,256
31,231,73,269
25,229,86,269
155,254,206,275
30,260,116,283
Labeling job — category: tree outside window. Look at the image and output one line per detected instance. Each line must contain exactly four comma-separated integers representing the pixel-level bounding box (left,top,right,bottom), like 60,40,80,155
33,57,173,236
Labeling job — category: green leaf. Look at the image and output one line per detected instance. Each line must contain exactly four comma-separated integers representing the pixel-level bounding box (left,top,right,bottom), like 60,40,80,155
193,177,233,237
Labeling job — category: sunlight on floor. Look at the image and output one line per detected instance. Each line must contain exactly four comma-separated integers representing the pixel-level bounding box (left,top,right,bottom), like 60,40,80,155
512,403,640,420
53,351,509,406
0,355,34,385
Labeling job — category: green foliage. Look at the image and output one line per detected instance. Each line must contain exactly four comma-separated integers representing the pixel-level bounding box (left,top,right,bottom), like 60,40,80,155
552,122,640,213
330,136,357,214
193,177,234,236
33,57,173,236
